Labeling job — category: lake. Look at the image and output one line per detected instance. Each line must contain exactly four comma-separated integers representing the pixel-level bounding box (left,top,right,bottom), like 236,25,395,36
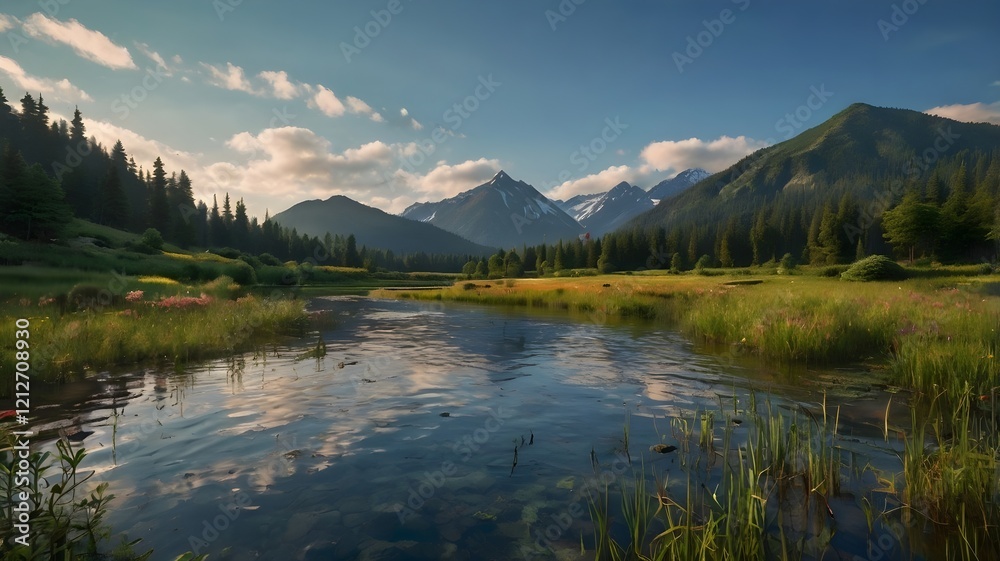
28,296,920,560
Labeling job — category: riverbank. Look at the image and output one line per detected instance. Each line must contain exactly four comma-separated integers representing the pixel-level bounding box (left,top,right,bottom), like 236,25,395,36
374,270,1000,403
0,277,308,397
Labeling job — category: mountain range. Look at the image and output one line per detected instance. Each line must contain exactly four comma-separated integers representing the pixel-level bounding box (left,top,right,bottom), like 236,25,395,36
555,169,708,236
401,171,584,248
270,103,1000,263
271,195,496,256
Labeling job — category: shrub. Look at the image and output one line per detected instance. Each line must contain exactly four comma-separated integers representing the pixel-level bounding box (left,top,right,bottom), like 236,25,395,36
818,265,848,277
210,247,241,259
140,228,164,250
780,253,796,270
695,254,712,270
462,282,477,290
841,255,908,282
124,240,159,255
258,253,282,266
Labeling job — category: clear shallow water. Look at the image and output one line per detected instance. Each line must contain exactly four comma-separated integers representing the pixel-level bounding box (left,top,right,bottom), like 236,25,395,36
28,296,916,560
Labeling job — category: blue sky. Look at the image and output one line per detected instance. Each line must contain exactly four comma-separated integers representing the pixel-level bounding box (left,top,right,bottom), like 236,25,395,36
1,1,998,218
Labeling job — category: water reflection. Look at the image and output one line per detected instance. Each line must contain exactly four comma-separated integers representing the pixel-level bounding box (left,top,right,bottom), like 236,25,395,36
28,296,910,560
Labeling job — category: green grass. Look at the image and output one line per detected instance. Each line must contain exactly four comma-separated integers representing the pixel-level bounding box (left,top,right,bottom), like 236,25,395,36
0,292,307,396
377,271,1000,374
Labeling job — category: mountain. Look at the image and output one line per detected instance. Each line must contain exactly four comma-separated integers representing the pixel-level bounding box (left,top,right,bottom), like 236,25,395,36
557,181,654,236
402,171,584,247
646,168,710,202
613,102,1000,268
272,195,496,255
635,103,1000,229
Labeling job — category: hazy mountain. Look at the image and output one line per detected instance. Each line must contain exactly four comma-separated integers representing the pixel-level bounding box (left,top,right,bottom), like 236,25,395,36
402,171,583,247
557,181,654,236
646,168,710,202
272,195,496,255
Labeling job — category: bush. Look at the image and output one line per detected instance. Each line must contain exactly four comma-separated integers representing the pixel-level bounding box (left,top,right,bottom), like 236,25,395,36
818,265,848,277
780,253,796,270
462,282,477,290
210,247,242,259
124,240,159,255
841,255,908,282
258,253,282,266
140,228,164,250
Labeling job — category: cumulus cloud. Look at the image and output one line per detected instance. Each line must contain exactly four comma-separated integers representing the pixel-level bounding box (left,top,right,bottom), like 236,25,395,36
69,115,200,177
258,70,300,100
212,127,395,200
925,101,1000,125
0,55,91,102
200,62,258,94
202,126,500,214
397,158,501,200
640,135,770,174
22,13,136,70
545,135,769,201
307,85,346,117
546,165,641,201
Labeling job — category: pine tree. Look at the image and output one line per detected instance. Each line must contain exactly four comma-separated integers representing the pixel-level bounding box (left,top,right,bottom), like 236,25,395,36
170,170,197,247
97,165,129,228
209,194,226,247
147,157,170,233
233,197,249,249
0,145,72,240
70,106,86,145
345,234,360,267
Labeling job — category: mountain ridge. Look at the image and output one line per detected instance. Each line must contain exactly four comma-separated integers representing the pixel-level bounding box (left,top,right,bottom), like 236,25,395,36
272,194,496,255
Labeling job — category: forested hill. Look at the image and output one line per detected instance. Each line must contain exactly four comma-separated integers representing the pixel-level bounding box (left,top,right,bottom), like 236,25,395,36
603,103,1000,271
0,87,479,272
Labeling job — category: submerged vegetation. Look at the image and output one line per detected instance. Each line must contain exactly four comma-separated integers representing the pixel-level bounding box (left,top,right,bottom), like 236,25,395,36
588,390,998,560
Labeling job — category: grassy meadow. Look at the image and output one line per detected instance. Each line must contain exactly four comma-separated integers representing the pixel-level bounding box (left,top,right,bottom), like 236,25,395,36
0,271,308,395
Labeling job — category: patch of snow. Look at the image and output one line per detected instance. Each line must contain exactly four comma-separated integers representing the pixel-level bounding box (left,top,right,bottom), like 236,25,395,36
534,198,556,215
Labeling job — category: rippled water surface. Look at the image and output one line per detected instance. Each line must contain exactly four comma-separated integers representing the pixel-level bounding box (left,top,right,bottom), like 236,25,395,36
29,296,912,560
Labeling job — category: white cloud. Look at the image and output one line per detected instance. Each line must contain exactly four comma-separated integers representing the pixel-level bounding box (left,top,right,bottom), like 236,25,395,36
0,55,92,102
202,125,502,214
547,165,640,201
307,85,346,117
213,127,395,200
22,13,136,70
398,158,501,200
258,70,300,100
345,95,383,122
925,101,1000,125
200,62,258,95
640,135,769,173
134,42,174,76
546,136,770,201
0,14,20,33
73,116,200,176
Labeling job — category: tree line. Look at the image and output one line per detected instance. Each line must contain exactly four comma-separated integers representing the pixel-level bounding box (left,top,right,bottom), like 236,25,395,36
0,89,477,273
